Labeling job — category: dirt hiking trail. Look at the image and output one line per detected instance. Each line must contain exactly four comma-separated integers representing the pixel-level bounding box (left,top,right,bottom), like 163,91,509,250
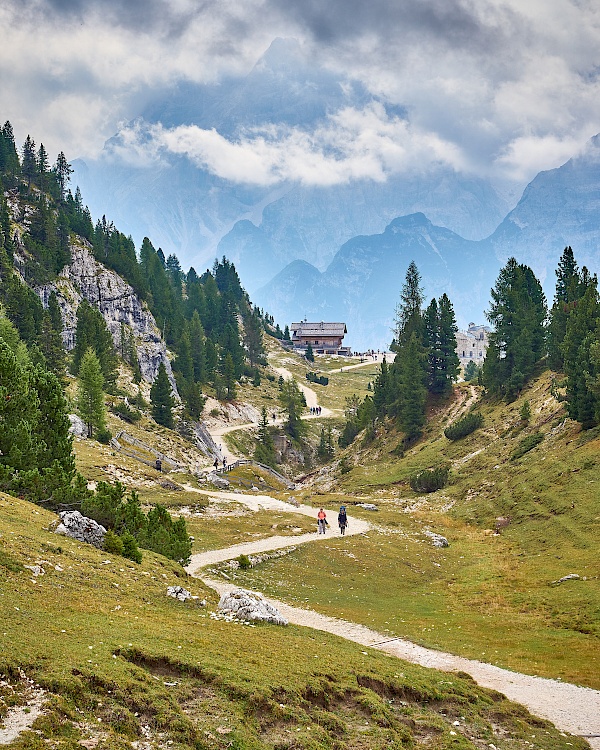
186,488,600,747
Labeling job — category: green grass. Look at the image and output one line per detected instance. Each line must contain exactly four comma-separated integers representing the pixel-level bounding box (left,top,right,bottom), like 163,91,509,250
0,492,582,750
229,372,600,689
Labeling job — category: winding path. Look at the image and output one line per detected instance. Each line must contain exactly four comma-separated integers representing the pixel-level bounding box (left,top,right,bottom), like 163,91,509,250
186,490,600,747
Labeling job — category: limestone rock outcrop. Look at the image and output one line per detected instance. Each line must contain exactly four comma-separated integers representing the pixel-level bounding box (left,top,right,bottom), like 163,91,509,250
54,511,106,548
218,588,288,625
37,243,176,391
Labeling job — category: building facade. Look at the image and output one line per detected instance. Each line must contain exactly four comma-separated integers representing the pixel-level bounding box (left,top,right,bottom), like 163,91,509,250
456,323,491,368
290,321,350,355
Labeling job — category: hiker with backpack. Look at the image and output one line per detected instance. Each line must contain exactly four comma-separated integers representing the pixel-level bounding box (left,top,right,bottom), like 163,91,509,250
338,505,348,535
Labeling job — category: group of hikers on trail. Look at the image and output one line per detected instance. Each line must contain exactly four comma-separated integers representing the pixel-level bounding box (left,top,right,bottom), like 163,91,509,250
309,406,322,415
317,506,347,535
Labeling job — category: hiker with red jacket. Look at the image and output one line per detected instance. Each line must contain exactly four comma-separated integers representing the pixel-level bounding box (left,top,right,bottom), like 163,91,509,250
317,507,327,534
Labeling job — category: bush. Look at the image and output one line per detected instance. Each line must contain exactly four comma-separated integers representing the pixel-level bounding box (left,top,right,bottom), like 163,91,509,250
111,402,142,423
237,554,251,570
103,529,124,556
96,428,113,444
510,432,544,461
121,530,142,563
444,412,484,441
410,466,449,493
306,371,328,386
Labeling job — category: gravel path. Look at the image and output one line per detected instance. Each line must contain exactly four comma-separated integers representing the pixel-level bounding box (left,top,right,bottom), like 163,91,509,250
186,488,600,747
272,366,334,416
0,689,45,745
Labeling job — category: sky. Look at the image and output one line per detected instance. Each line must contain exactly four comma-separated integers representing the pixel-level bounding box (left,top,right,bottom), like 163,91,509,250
2,0,600,189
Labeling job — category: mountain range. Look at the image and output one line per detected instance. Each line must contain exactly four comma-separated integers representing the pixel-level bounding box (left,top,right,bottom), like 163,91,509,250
72,38,600,349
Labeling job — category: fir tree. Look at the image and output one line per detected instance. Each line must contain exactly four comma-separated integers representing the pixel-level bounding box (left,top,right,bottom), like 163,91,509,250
188,310,206,382
76,347,106,439
222,352,237,400
54,151,73,201
71,300,118,389
305,342,315,362
548,246,584,370
22,135,37,192
482,258,547,399
150,362,174,428
396,332,427,441
254,406,276,467
279,378,305,439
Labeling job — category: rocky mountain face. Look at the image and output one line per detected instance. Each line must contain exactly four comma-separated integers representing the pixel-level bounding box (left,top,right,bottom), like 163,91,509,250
255,214,498,349
487,134,600,286
36,242,176,390
72,38,510,283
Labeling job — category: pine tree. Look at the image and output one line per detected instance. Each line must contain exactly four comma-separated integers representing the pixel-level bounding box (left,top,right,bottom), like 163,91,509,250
150,361,174,428
437,294,460,393
37,143,50,192
394,260,424,346
243,307,264,366
0,339,38,474
283,325,291,341
29,364,74,477
562,283,600,428
305,342,315,362
279,378,305,439
188,310,206,382
76,347,106,439
254,406,276,467
22,136,37,192
222,352,237,400
71,300,118,389
54,151,73,201
548,247,584,370
396,332,427,441
482,258,547,399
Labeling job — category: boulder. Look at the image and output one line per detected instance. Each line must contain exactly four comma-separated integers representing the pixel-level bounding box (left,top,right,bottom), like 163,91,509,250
55,511,106,548
424,531,449,548
208,472,230,489
166,586,192,601
218,588,288,626
68,414,88,438
357,503,378,511
551,573,580,585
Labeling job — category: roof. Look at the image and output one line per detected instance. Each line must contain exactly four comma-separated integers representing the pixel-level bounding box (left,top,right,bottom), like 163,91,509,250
291,322,347,337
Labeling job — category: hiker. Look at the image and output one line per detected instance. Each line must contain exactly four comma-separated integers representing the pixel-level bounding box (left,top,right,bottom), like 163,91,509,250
213,457,219,471
338,505,348,535
317,507,327,534
222,456,227,470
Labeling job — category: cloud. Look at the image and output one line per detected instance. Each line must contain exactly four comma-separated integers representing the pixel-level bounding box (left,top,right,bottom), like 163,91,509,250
110,103,467,186
1,0,600,187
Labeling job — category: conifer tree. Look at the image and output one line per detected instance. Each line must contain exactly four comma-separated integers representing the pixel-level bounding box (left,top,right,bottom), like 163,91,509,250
0,339,37,474
29,364,74,477
71,300,118,389
54,151,73,201
37,143,49,192
188,310,206,382
22,136,37,192
222,352,237,400
279,378,305,439
482,258,547,399
243,307,264,366
150,361,174,428
76,347,107,439
548,246,584,370
283,325,291,341
254,406,276,467
396,331,427,441
305,342,315,362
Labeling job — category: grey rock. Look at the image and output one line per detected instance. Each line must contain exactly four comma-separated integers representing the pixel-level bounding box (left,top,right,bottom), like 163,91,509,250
166,586,192,601
357,503,378,511
208,473,230,489
218,588,288,626
55,511,106,548
551,573,580,585
37,244,177,392
68,414,87,438
424,531,449,548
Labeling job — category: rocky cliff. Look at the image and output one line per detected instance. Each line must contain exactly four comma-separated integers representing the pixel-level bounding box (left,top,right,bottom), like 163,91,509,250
37,241,177,391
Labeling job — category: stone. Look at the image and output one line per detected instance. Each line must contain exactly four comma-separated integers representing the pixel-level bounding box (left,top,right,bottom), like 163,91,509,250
166,586,192,601
208,472,230,489
55,511,106,548
68,414,87,438
357,503,378,511
218,588,288,626
551,573,580,585
424,531,449,548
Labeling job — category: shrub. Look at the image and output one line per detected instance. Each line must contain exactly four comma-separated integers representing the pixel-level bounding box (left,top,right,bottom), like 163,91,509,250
111,402,142,423
103,529,124,556
96,428,113,444
237,554,251,570
121,530,142,563
306,372,329,386
510,432,544,461
444,412,483,441
410,466,449,493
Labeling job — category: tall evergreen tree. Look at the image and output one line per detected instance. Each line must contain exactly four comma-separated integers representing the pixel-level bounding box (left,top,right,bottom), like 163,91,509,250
150,362,174,428
254,406,276,467
395,332,427,441
188,310,206,383
548,246,584,370
76,347,107,439
54,151,73,201
71,300,118,389
482,258,547,399
279,378,305,439
22,136,37,192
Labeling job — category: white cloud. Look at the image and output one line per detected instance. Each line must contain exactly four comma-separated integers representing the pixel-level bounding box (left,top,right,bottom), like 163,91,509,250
112,103,468,186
